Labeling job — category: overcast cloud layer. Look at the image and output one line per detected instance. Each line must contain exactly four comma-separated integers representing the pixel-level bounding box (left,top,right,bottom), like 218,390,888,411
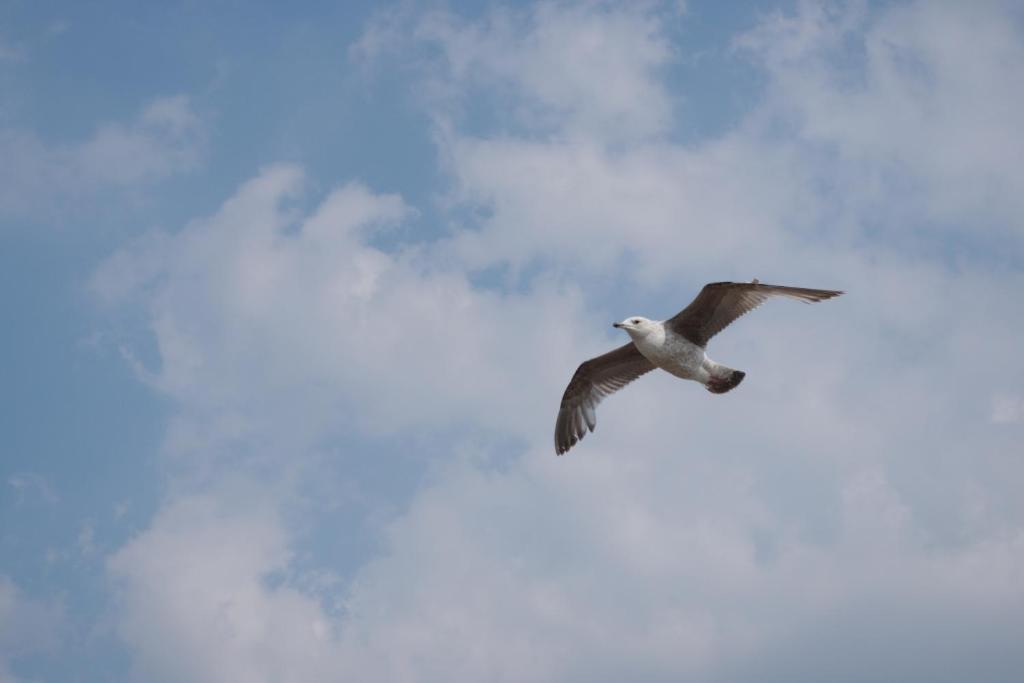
3,2,1023,681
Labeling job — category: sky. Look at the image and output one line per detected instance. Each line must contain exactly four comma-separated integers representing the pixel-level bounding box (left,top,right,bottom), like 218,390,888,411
2,0,1023,681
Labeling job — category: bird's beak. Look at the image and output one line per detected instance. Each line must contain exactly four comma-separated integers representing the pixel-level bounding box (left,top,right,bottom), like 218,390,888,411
612,322,623,329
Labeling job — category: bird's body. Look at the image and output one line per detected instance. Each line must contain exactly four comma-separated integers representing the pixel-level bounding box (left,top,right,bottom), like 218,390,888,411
554,280,842,455
621,319,724,384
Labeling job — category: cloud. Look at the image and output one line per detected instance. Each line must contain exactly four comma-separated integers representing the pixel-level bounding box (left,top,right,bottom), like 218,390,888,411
0,576,64,683
991,394,1024,424
442,132,814,279
6,473,58,506
330,453,1024,682
102,428,1024,682
362,0,1024,280
737,0,1024,236
0,95,205,219
95,1,1024,681
76,96,204,185
355,1,677,144
107,491,347,682
77,521,96,557
91,163,602,455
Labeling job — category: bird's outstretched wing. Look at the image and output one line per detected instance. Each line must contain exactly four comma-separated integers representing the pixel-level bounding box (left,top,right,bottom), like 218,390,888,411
554,343,655,455
667,281,843,347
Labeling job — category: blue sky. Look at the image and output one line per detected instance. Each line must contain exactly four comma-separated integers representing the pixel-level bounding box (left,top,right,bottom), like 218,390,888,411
2,1,1024,681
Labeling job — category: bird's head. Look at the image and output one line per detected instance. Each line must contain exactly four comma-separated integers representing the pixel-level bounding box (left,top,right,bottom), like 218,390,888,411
613,316,656,339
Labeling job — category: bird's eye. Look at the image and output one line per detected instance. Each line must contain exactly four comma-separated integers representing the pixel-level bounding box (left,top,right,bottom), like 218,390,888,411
633,319,640,324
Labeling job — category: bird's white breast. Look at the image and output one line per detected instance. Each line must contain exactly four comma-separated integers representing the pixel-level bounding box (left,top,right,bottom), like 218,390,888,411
633,323,705,380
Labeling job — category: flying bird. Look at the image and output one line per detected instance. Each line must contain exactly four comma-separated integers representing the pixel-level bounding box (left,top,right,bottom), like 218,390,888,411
554,280,843,455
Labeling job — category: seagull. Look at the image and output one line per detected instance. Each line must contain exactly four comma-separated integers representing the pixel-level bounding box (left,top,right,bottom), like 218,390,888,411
554,280,843,455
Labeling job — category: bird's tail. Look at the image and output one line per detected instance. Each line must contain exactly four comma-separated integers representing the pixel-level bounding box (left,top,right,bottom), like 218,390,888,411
706,367,746,394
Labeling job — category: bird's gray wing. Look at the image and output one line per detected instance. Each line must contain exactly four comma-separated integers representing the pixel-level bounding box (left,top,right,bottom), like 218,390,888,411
554,343,656,455
667,281,843,347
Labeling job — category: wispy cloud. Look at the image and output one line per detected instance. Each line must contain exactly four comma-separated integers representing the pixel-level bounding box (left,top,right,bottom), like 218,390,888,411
0,576,64,681
355,1,679,149
77,521,96,557
0,95,205,219
7,472,59,506
737,0,1024,236
991,394,1024,424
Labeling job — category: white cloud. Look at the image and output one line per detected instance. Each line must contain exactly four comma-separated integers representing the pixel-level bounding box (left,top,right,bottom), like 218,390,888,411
991,394,1024,424
107,492,343,683
76,95,204,185
330,453,1024,682
442,132,813,279
103,432,1024,681
0,95,205,218
355,1,675,143
737,0,1024,235
92,163,600,452
0,576,64,683
97,1,1024,681
363,0,1024,280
